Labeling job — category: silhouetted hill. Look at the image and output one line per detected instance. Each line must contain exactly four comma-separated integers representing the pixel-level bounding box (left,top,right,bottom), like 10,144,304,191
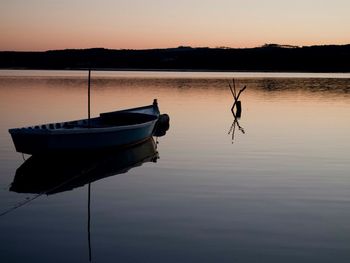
1,44,350,72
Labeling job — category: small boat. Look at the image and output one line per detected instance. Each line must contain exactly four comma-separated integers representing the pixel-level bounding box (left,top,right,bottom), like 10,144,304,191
9,99,163,154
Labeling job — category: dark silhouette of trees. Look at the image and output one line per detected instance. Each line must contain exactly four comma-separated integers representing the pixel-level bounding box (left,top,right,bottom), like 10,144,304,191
1,44,350,72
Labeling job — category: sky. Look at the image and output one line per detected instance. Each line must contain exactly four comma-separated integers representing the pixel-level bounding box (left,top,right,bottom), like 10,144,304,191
0,0,349,51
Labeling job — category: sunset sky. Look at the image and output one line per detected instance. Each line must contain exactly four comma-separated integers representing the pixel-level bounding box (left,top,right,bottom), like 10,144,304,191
1,0,349,51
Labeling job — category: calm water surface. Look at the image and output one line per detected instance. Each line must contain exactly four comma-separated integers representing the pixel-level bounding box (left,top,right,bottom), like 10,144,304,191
0,70,350,262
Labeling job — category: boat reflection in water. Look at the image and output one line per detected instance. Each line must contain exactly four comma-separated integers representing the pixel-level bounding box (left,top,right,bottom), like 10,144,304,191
11,137,159,195
10,136,163,262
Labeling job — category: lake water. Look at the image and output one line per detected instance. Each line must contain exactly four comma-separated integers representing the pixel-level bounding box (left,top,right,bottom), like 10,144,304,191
0,70,350,263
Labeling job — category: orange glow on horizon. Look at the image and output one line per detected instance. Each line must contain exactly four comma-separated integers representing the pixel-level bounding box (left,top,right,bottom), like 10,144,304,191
1,0,350,51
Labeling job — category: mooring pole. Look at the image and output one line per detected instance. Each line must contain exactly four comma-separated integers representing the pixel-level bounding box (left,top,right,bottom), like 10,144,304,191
229,79,246,118
88,69,91,127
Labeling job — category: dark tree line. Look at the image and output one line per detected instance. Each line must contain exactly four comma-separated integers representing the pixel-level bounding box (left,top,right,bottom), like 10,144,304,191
1,44,350,72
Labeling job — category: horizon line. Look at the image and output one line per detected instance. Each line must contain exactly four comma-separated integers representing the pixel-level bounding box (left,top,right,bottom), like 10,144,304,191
2,43,350,53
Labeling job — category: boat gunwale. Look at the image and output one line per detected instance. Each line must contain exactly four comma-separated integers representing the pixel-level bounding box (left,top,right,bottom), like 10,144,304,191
9,103,159,135
101,103,158,115
9,118,158,135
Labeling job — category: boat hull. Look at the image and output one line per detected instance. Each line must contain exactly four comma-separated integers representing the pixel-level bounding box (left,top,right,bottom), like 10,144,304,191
10,120,157,154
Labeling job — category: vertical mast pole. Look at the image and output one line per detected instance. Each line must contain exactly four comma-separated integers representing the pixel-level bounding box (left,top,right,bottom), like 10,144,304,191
88,69,91,127
87,183,92,262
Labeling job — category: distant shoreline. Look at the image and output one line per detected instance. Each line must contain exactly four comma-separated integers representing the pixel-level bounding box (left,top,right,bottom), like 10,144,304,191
1,45,350,73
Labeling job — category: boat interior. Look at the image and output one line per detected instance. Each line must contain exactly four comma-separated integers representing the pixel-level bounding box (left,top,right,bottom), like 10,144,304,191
20,112,157,130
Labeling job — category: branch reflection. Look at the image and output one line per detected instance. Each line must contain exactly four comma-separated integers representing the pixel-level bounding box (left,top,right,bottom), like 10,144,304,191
228,109,245,144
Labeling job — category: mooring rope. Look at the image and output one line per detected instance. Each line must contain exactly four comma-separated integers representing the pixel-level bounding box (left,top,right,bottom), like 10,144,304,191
0,164,97,218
